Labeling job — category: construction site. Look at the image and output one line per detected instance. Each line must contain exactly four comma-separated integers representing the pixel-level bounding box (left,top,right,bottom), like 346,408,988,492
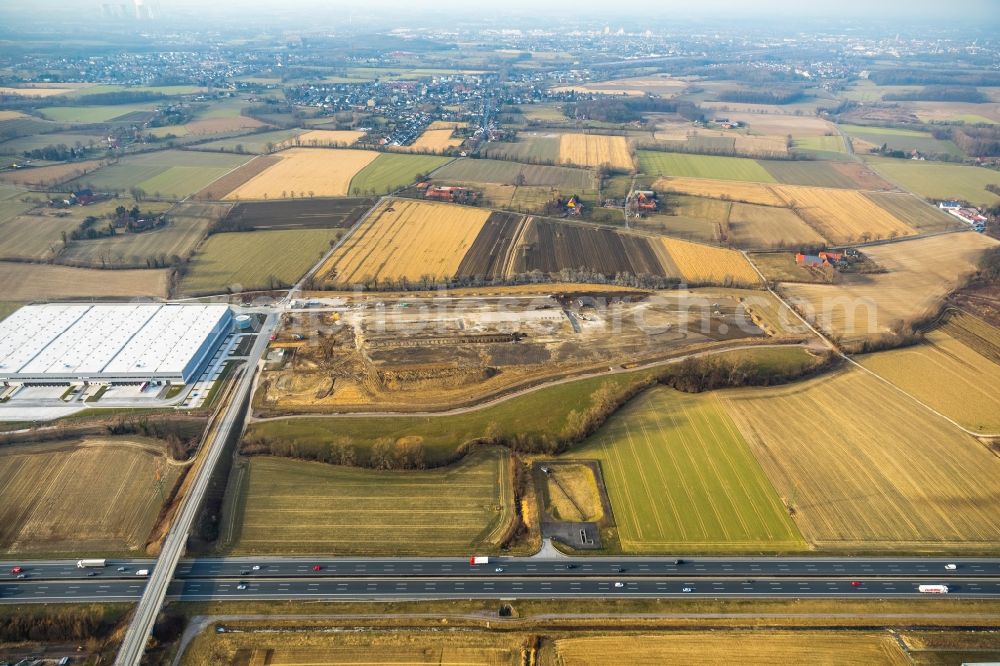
252,290,789,414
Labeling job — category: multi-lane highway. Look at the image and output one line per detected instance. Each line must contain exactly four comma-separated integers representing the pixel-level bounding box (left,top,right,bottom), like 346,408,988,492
2,557,998,604
4,557,998,581
3,575,1000,603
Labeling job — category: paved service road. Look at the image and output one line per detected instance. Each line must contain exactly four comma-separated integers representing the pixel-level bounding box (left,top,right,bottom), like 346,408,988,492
2,576,999,603
3,557,997,582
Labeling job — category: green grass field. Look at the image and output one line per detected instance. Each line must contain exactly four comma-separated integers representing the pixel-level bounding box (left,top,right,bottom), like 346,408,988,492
793,135,846,153
37,104,158,123
179,228,339,295
866,157,1000,206
570,387,805,553
67,150,250,199
758,160,861,189
864,192,962,234
348,153,453,195
840,124,963,158
226,448,514,555
432,158,592,190
638,151,776,183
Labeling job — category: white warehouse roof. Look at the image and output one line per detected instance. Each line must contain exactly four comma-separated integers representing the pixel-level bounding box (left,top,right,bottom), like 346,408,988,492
0,303,232,384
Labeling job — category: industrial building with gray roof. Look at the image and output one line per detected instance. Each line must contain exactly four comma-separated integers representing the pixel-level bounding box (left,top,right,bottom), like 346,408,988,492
0,303,232,385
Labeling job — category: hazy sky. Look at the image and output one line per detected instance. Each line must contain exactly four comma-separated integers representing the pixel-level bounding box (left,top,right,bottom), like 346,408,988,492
9,0,1000,19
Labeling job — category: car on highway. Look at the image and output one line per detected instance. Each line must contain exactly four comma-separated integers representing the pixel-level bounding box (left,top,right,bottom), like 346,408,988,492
236,583,247,590
682,587,693,592
15,573,26,579
10,566,22,574
312,565,322,572
851,581,862,587
566,564,576,570
117,566,127,572
612,566,624,573
251,565,261,571
674,559,684,565
945,564,957,570
495,567,504,573
87,571,98,576
614,582,624,588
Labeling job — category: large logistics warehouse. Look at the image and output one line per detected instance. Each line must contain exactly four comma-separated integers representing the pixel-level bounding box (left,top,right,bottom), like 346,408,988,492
0,303,232,385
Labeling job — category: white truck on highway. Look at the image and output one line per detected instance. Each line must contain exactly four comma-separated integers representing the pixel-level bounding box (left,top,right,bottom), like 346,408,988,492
76,559,106,568
135,569,150,577
918,584,949,594
469,556,490,565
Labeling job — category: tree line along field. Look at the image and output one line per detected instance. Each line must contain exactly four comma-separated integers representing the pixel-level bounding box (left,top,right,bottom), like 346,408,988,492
226,448,514,555
65,150,251,199
571,387,805,553
720,368,1000,551
781,232,999,342
0,158,109,188
179,227,341,296
431,158,594,190
0,438,181,555
857,325,1000,433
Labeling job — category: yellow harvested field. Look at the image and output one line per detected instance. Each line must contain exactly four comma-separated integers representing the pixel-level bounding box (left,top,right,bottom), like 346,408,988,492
287,129,364,147
654,177,786,207
319,198,490,285
857,329,1000,433
559,133,633,170
185,630,526,666
0,111,29,121
772,185,915,244
657,237,761,286
408,128,462,151
728,202,828,248
222,148,379,199
545,464,604,523
721,368,1000,550
782,233,999,340
553,632,908,665
0,261,169,300
0,86,76,97
735,135,790,154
